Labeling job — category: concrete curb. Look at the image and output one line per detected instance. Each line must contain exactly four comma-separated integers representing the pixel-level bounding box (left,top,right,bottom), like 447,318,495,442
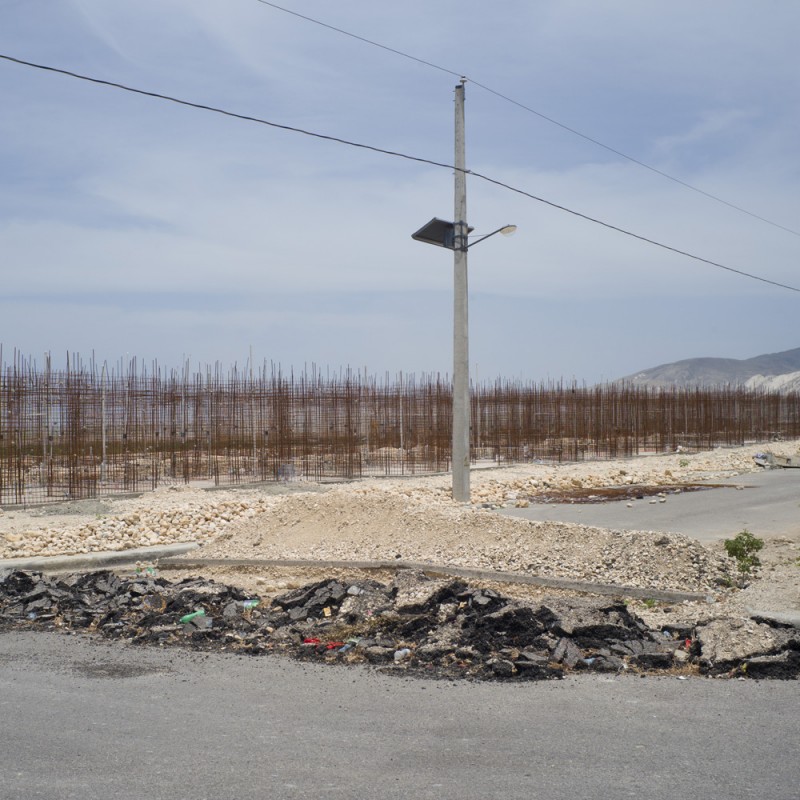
746,609,800,629
158,556,714,604
0,543,199,574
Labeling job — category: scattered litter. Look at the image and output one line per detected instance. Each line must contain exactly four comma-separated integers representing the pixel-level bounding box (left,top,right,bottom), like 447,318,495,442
134,561,158,578
1,569,797,681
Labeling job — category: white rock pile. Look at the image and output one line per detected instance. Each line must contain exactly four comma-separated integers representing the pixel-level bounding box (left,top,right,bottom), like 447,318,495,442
196,487,732,593
1,495,274,559
1,440,797,595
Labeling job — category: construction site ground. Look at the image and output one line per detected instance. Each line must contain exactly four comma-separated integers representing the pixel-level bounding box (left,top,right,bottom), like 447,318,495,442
2,440,798,633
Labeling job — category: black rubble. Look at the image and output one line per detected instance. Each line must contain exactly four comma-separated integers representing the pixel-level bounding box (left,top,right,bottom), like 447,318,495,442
0,568,797,680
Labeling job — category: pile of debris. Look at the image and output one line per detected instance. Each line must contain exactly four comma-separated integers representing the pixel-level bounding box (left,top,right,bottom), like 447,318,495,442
1,569,797,680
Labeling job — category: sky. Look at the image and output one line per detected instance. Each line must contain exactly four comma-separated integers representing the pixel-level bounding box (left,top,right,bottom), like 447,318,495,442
1,0,799,384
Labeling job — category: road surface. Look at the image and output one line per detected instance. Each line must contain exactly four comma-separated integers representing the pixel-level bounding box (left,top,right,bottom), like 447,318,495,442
497,468,800,542
1,631,797,800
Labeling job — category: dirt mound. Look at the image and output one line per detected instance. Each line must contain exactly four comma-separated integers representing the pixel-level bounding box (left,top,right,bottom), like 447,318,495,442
201,487,733,593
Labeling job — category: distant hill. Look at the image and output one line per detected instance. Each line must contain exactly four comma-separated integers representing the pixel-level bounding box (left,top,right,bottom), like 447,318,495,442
746,370,800,393
618,347,800,389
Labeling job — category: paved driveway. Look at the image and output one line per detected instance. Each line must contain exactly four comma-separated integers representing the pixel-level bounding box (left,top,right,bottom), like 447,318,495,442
497,469,800,542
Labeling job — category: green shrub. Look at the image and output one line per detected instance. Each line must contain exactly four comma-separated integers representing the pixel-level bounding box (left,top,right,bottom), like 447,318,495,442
724,529,764,575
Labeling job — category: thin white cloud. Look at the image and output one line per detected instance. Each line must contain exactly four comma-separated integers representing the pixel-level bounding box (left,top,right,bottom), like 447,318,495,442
2,0,799,382
653,108,759,159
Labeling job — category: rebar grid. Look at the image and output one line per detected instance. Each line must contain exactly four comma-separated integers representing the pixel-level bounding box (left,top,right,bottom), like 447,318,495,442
1,353,798,505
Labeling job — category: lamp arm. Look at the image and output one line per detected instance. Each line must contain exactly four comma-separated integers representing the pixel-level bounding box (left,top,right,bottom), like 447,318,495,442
466,226,513,249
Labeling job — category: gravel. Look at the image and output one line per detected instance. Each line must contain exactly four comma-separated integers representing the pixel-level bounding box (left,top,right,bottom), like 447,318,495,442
2,441,798,605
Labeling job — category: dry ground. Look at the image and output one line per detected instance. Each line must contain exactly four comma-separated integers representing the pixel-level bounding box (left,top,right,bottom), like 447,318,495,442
2,441,799,628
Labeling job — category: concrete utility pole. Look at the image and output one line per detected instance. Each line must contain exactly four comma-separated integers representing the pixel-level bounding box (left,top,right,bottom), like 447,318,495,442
411,81,515,504
452,79,470,503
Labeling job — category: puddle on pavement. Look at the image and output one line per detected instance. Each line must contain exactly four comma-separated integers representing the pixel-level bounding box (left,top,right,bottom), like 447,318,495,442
529,483,742,504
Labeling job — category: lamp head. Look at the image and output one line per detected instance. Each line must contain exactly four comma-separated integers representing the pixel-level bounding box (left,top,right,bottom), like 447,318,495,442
500,225,517,236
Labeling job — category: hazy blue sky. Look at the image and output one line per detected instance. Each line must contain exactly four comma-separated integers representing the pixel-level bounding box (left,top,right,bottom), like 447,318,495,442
2,1,798,382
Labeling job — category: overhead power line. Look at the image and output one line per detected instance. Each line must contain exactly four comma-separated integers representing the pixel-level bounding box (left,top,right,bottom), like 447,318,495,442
255,0,800,240
1,52,798,294
255,0,462,80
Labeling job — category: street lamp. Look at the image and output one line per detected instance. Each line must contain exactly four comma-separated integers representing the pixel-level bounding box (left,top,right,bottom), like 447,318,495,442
411,220,516,250
411,85,516,503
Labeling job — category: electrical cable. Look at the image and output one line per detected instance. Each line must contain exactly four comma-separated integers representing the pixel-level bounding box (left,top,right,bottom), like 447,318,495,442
254,0,800,240
254,0,462,80
1,52,798,294
467,168,800,292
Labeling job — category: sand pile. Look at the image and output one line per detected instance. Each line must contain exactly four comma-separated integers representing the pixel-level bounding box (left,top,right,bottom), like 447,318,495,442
203,486,733,593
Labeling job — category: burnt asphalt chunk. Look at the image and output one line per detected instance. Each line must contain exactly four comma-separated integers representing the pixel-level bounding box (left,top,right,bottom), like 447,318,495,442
1,568,797,680
1,548,713,604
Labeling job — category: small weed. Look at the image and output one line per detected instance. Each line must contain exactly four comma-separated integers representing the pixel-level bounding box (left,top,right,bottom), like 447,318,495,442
679,459,689,468
724,529,764,575
641,597,658,609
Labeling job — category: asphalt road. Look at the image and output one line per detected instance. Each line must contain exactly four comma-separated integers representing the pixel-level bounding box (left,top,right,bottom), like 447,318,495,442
1,632,798,800
497,468,800,542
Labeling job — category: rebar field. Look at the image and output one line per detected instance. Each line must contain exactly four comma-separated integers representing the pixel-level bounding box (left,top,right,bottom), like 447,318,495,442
1,353,798,505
